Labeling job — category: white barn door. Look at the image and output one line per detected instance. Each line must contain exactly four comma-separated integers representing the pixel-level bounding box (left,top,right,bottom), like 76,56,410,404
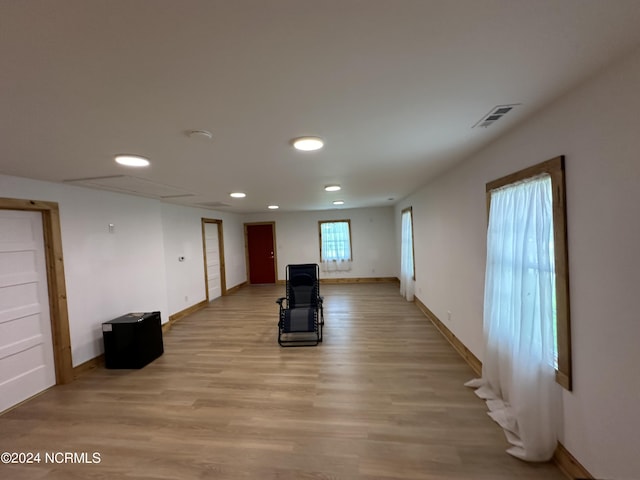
204,222,221,301
0,210,56,413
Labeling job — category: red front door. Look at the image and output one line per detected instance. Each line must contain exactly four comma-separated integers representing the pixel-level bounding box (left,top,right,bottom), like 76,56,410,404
246,223,276,284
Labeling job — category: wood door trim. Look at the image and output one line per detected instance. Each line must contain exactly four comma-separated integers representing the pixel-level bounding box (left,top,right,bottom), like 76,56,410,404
0,197,73,385
201,218,226,300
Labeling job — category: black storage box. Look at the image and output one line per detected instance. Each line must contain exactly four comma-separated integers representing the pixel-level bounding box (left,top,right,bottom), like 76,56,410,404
102,311,164,369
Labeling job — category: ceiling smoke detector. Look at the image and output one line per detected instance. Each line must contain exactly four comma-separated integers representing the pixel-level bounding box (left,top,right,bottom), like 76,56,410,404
473,104,521,128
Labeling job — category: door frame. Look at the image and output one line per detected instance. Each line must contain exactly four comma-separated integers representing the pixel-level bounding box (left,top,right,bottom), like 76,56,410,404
0,197,73,385
244,222,278,284
201,218,226,300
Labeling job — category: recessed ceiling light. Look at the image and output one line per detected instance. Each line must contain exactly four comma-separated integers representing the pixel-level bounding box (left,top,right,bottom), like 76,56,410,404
230,192,246,198
114,155,150,167
292,136,324,151
333,200,344,205
324,185,341,192
268,205,279,210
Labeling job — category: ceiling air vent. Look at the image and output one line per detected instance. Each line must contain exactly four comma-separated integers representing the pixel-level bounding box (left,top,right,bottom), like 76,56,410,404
64,175,195,199
473,103,521,128
197,201,232,209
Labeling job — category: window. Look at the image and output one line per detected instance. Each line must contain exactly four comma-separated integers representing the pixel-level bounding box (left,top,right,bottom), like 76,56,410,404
400,207,415,300
318,220,352,271
485,155,571,390
467,156,571,461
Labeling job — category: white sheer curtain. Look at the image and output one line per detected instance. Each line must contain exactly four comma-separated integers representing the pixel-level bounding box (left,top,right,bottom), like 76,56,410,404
466,175,561,462
320,221,352,272
400,209,414,301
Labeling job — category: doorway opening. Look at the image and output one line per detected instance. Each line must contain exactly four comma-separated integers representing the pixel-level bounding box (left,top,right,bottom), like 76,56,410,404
201,218,226,301
244,222,277,284
0,197,73,413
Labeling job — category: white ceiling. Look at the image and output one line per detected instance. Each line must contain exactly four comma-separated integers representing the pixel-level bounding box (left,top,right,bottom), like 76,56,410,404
2,0,640,212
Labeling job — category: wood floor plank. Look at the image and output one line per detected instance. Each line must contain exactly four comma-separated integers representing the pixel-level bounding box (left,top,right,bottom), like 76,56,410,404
0,283,567,479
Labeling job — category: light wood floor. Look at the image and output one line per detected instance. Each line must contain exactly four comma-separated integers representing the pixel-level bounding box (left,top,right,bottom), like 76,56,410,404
0,283,567,480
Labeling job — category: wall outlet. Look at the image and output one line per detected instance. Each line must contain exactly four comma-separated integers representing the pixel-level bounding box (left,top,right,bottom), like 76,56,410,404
447,311,452,322
184,295,189,302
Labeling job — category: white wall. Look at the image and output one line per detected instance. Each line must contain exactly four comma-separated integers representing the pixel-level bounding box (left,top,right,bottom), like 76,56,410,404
0,175,169,366
0,175,247,367
161,203,246,315
396,46,640,479
243,207,396,281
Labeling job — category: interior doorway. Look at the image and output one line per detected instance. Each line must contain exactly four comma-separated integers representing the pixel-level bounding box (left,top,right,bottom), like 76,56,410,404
0,197,73,413
201,218,226,301
0,210,56,412
245,222,277,284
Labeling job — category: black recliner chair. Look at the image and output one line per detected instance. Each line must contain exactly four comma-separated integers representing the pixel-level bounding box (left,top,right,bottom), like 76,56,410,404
276,264,324,346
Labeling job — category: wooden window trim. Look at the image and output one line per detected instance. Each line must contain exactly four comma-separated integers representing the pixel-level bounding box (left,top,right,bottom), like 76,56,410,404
401,206,416,281
318,219,353,262
485,156,572,390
